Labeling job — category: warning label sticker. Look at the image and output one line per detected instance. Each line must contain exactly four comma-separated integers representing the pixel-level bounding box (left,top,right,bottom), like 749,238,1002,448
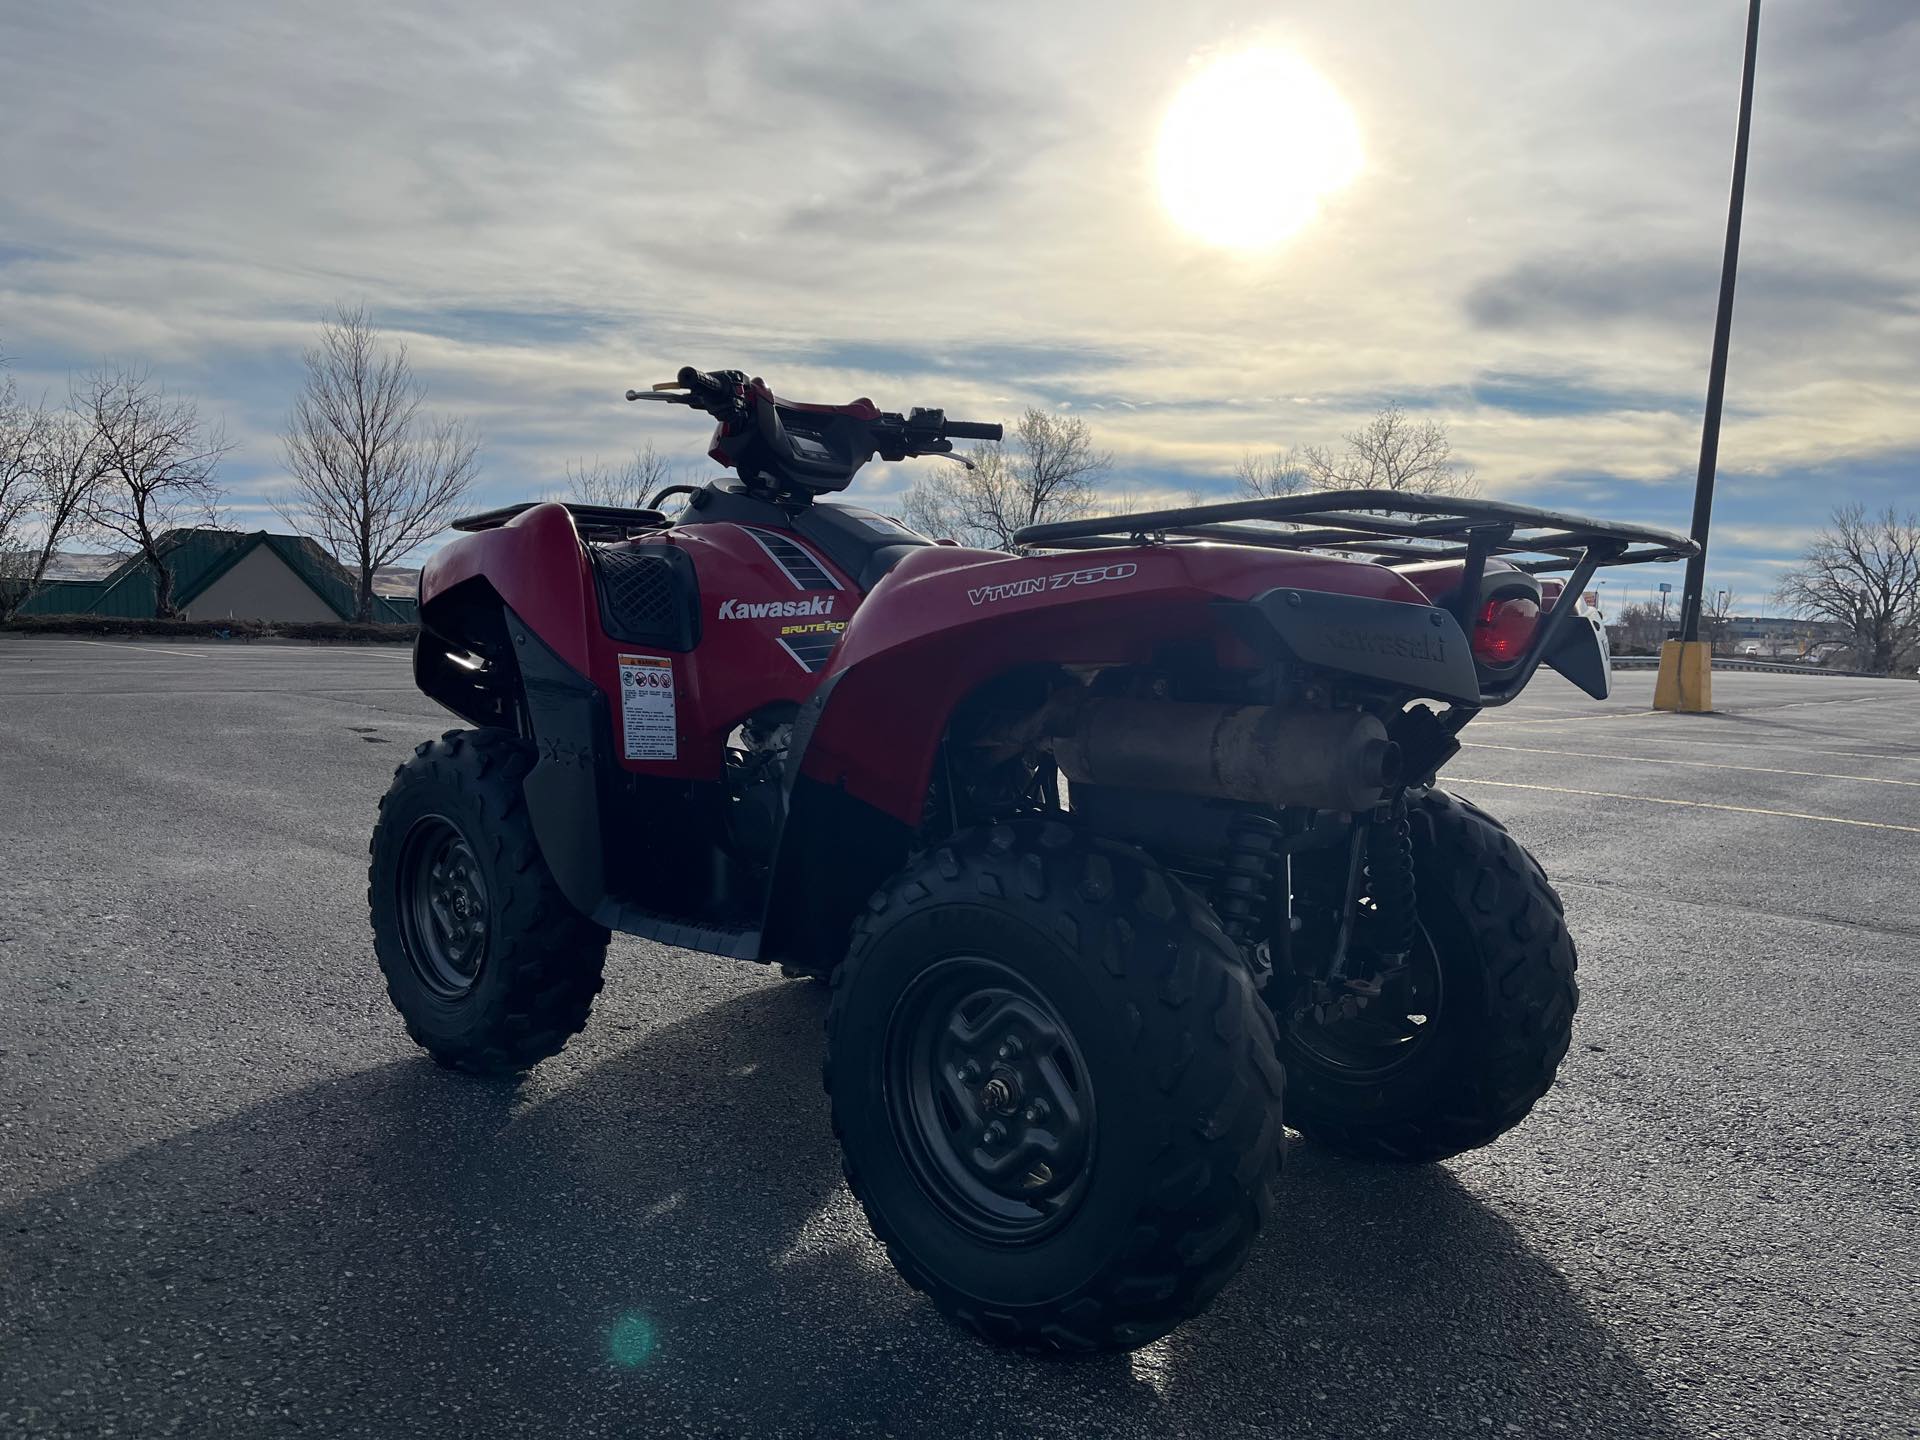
617,654,677,760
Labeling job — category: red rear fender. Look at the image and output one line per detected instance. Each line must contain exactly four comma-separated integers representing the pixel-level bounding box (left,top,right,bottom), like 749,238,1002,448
1390,557,1532,609
797,542,1429,824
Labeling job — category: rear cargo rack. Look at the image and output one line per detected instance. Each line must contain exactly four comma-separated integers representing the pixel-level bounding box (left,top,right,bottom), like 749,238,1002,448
1016,491,1699,708
1014,489,1695,573
451,501,669,542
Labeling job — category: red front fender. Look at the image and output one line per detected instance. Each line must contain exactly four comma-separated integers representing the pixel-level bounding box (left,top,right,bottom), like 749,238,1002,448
420,503,599,675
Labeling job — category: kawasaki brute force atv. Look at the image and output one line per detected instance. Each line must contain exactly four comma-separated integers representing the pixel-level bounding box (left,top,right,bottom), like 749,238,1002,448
369,367,1694,1352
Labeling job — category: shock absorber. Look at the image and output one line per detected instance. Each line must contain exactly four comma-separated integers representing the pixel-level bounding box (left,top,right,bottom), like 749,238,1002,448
1217,811,1286,978
1364,795,1417,964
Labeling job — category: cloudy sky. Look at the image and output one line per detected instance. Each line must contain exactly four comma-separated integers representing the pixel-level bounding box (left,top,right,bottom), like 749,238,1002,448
3,0,1915,609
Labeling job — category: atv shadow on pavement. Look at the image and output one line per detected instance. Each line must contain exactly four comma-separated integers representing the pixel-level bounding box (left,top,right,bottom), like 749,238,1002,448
2,980,1686,1439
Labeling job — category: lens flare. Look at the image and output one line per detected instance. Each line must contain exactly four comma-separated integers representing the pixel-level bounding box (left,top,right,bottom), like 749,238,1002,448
1157,48,1363,250
608,1313,658,1368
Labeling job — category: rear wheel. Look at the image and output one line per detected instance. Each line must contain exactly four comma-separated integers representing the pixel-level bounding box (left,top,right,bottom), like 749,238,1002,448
1274,789,1577,1162
826,821,1285,1353
369,728,609,1075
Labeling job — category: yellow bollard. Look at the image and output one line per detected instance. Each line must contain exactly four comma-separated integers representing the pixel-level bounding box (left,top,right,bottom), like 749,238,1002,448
1652,640,1714,712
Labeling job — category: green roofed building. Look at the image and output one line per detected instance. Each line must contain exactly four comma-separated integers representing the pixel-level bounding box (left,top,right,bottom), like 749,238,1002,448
15,528,417,624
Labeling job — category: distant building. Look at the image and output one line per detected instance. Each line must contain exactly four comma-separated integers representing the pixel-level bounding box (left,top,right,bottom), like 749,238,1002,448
1718,614,1845,659
1603,611,1848,660
17,528,417,624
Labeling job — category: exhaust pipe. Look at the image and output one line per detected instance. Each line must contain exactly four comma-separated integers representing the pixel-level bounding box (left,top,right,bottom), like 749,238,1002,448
1049,698,1401,814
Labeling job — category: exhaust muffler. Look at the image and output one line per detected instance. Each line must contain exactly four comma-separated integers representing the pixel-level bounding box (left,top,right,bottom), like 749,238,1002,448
1048,697,1401,814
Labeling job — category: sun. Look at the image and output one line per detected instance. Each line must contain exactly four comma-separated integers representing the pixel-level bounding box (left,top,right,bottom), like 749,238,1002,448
1157,48,1363,250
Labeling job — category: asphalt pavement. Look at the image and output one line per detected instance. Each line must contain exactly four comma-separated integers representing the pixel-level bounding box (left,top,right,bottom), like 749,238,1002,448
1,636,1915,1439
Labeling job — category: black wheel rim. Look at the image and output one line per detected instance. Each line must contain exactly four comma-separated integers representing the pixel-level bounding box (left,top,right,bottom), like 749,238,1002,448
396,814,490,1000
1286,926,1445,1079
883,955,1097,1244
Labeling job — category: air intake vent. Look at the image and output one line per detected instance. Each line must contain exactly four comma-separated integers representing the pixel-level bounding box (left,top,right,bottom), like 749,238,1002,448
591,544,699,651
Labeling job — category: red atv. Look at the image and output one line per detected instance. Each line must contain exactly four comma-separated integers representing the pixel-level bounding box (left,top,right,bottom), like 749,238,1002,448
369,367,1693,1352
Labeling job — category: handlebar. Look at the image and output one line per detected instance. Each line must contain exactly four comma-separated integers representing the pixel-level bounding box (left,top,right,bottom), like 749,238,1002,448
943,419,1003,441
876,407,1002,460
625,367,1003,478
677,366,730,398
625,367,747,412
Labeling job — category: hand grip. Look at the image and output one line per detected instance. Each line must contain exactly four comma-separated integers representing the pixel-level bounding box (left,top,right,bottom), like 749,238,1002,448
944,420,1003,441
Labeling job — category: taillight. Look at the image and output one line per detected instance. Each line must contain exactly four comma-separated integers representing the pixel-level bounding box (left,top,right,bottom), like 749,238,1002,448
1472,595,1540,665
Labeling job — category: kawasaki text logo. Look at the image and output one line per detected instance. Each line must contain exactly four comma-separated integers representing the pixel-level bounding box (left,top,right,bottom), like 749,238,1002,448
968,562,1138,607
717,596,836,620
1327,627,1447,664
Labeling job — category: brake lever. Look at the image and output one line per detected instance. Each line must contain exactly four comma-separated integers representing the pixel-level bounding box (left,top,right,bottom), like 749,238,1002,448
873,419,971,469
627,378,738,418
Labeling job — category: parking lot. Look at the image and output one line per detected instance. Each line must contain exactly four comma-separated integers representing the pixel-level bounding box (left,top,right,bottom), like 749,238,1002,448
2,635,1916,1439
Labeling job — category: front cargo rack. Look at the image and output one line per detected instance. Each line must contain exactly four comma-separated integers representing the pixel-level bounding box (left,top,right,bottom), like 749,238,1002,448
1015,491,1699,707
451,501,669,542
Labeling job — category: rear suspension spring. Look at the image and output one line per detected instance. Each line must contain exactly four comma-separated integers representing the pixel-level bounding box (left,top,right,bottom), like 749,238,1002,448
1364,797,1417,960
1217,811,1286,952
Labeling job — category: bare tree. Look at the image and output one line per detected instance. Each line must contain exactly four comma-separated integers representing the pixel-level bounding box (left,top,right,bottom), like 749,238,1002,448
899,451,977,542
900,408,1110,550
1775,504,1920,674
77,364,229,619
1098,483,1210,518
279,306,481,621
899,446,990,543
1702,587,1740,654
1239,404,1478,501
0,410,102,621
1235,448,1314,500
564,443,676,509
0,356,48,615
1606,601,1669,655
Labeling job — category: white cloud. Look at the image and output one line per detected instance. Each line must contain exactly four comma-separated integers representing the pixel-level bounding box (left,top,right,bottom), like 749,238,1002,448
1,0,1914,568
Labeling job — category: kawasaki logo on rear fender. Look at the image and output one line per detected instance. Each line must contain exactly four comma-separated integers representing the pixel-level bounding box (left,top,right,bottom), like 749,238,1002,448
968,562,1138,607
717,596,836,620
1327,626,1448,664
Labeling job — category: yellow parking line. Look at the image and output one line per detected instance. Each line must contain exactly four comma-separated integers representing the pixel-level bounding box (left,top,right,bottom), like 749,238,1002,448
1447,776,1920,834
1459,741,1920,789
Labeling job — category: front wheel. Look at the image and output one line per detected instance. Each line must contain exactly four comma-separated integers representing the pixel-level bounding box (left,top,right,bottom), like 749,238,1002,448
368,728,609,1075
826,822,1286,1353
1274,789,1578,1163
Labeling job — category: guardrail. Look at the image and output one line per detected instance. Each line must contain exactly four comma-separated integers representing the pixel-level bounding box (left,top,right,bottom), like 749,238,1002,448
1611,655,1916,680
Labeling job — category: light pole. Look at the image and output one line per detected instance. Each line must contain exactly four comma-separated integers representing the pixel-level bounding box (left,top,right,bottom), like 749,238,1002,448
1676,0,1762,644
1658,0,1761,713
